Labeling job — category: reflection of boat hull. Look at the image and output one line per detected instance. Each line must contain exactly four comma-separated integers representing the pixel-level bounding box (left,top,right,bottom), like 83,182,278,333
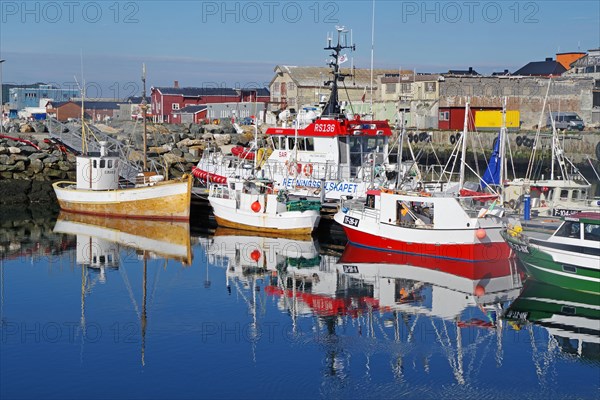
54,211,192,265
502,231,599,293
505,280,600,357
53,175,192,221
337,245,522,312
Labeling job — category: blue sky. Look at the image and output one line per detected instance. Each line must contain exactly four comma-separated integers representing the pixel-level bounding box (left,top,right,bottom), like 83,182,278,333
1,0,598,98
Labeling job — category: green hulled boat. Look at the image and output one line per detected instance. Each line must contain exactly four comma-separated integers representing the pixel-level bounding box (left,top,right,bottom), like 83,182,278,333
501,212,599,293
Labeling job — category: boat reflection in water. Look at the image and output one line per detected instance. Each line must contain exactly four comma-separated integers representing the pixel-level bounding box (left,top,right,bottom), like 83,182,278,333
52,211,194,366
54,211,193,273
207,231,525,385
504,279,600,361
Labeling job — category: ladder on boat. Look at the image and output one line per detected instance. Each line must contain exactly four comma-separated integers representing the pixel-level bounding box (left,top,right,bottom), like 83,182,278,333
46,117,160,184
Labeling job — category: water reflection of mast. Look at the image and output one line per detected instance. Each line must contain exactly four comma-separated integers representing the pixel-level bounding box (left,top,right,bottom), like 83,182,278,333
141,256,147,367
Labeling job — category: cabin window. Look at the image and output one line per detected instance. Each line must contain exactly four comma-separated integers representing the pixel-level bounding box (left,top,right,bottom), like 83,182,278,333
99,255,106,264
297,138,306,151
581,190,587,198
559,190,569,200
93,160,97,168
571,190,580,200
107,160,113,168
272,137,281,150
287,138,296,150
100,159,106,168
396,200,433,227
554,221,581,239
583,223,600,241
349,137,362,167
107,255,113,263
305,138,315,151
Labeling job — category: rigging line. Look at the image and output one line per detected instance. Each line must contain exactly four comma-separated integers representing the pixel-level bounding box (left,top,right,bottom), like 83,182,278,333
119,264,141,320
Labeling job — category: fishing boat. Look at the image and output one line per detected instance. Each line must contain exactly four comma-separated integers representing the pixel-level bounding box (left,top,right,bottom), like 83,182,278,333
501,211,600,293
208,178,321,236
193,27,416,201
334,100,511,262
53,65,192,221
504,279,599,360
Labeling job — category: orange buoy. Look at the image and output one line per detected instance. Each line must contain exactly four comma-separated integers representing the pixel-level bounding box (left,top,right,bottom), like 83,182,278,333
474,284,486,297
475,228,487,240
251,201,261,213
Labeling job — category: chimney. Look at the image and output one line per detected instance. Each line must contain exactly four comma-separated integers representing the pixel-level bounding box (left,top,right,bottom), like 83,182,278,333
545,57,553,61
468,67,473,72
504,69,509,74
174,80,179,88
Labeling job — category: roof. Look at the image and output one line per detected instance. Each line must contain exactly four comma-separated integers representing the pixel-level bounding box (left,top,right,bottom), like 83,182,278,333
240,87,270,96
446,67,480,76
272,65,402,88
174,105,208,114
155,87,239,97
126,96,151,104
83,101,121,110
513,60,567,76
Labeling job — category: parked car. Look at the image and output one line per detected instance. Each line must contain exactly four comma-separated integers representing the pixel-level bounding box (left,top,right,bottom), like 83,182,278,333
547,112,584,131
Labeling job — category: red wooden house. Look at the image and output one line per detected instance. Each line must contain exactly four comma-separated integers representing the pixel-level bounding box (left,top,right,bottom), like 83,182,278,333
438,106,500,131
151,82,270,123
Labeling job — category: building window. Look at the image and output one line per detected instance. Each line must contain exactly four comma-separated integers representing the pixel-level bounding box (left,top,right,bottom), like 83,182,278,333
172,103,180,110
400,83,411,93
273,82,281,95
385,83,396,94
439,111,449,121
425,82,436,92
288,82,295,91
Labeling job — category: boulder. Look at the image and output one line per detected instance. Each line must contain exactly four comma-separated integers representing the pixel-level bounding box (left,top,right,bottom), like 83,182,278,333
214,133,231,147
162,153,185,165
19,124,34,133
8,146,21,154
29,159,44,174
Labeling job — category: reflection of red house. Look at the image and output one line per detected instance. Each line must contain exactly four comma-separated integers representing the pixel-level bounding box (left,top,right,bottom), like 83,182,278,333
438,106,500,131
151,82,269,123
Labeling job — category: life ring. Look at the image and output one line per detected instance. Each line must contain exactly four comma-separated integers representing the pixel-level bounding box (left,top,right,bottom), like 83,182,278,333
303,163,313,177
450,134,456,144
516,136,523,146
288,162,301,176
413,133,420,143
526,138,534,148
419,132,427,142
595,141,600,161
408,134,413,143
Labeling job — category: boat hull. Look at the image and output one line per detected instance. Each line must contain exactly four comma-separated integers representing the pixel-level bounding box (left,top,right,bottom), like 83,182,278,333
53,175,192,221
210,197,320,236
502,232,600,293
340,223,511,262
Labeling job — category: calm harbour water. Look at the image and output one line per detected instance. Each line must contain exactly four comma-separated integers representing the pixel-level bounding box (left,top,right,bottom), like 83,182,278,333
1,207,599,400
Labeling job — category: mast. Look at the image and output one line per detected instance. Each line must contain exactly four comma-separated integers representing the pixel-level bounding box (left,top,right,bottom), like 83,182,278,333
459,101,470,189
499,97,507,204
141,63,148,171
322,27,355,117
369,0,375,116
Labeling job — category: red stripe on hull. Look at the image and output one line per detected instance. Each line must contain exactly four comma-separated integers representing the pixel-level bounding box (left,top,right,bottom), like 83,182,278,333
342,226,511,263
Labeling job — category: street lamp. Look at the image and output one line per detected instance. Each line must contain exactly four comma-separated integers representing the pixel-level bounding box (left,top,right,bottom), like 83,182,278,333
0,59,5,134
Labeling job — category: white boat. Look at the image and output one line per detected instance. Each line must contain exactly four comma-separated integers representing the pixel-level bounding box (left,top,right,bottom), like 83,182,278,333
53,65,192,221
193,28,418,201
208,179,321,236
